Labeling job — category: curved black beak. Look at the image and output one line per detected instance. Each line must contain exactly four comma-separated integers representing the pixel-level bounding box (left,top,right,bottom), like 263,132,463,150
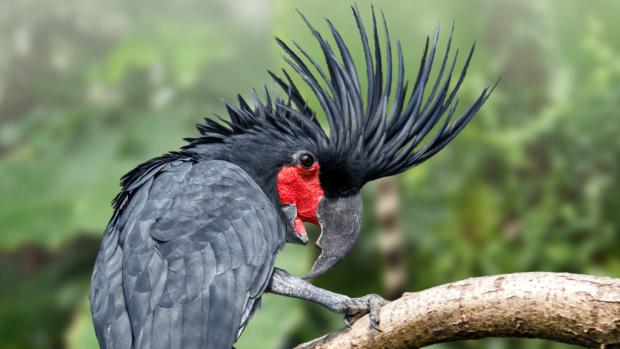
303,195,362,279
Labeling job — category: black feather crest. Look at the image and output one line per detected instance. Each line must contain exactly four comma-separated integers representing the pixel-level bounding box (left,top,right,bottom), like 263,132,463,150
184,86,326,150
187,6,495,183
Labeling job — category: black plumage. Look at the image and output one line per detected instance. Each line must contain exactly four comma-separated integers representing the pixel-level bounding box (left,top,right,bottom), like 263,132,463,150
90,160,284,348
273,7,496,185
90,6,494,349
187,6,495,196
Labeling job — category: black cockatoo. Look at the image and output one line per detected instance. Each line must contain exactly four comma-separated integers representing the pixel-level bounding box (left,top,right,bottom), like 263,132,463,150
90,6,494,349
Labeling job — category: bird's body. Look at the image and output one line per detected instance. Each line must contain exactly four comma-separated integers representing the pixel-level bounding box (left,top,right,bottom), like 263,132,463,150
90,156,286,348
90,6,494,349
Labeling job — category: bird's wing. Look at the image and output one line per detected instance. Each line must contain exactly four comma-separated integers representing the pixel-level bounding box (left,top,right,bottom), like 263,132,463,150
90,159,283,349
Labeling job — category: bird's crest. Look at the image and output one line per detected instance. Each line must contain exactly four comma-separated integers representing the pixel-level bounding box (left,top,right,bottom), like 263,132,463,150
187,5,496,183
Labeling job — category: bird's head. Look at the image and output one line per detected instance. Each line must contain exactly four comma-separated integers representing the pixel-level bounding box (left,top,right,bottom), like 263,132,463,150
186,6,496,278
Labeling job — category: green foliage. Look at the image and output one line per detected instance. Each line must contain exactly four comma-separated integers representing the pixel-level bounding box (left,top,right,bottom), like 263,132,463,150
1,0,620,348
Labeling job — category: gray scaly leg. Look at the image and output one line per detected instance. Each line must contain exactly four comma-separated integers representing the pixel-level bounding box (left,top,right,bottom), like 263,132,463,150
267,268,388,330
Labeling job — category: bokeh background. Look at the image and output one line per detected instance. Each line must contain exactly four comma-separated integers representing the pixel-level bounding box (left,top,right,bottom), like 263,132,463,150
2,0,620,348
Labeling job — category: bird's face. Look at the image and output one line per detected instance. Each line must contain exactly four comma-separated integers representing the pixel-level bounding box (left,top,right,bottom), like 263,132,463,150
277,150,363,278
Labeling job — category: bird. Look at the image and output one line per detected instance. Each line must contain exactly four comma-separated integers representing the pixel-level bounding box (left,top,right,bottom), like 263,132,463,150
89,6,495,349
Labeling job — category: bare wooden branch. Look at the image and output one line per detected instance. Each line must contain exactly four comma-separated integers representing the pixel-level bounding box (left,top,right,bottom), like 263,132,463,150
295,272,620,349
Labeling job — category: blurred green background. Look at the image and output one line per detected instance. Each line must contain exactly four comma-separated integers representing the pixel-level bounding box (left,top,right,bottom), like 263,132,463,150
1,0,620,348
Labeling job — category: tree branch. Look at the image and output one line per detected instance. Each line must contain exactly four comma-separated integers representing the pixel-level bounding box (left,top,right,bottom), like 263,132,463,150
295,272,620,348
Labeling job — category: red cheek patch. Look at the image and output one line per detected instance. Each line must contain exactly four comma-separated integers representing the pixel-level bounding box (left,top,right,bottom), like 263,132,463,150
277,163,324,236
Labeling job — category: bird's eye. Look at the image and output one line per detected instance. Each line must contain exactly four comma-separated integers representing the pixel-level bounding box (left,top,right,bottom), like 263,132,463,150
298,153,315,168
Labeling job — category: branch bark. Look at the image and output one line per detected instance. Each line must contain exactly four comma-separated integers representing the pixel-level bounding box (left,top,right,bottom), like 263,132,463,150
295,272,620,349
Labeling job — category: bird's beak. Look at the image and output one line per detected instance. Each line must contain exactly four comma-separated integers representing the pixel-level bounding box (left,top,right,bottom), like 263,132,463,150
281,204,309,245
303,195,362,279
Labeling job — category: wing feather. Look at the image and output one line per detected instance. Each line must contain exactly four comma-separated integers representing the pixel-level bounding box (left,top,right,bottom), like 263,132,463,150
90,159,283,349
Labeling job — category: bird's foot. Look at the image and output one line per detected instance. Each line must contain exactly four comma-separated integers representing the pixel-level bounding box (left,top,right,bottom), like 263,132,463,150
338,294,389,331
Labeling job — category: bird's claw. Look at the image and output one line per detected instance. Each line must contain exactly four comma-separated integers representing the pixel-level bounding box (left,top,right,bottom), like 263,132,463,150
339,294,388,331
